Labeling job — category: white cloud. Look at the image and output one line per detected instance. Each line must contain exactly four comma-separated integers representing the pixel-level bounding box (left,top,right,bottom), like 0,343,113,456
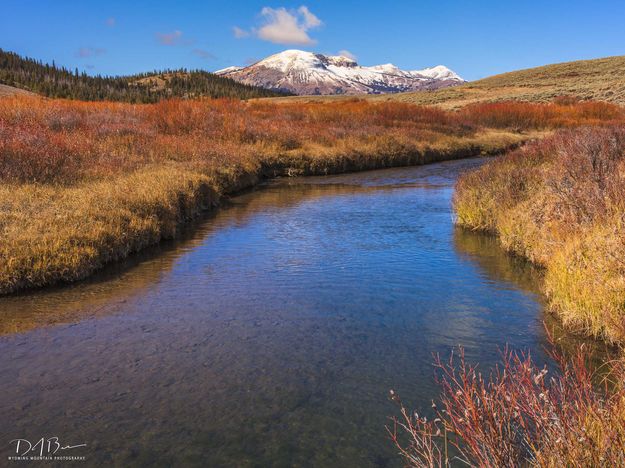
338,49,357,61
298,6,321,28
233,26,250,38
250,6,322,46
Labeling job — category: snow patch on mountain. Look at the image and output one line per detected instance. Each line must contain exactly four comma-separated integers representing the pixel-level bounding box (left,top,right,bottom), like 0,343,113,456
214,65,244,74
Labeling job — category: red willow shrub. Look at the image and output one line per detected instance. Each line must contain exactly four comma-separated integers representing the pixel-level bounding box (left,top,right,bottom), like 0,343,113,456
0,97,474,184
458,100,625,130
2,95,624,184
388,344,625,467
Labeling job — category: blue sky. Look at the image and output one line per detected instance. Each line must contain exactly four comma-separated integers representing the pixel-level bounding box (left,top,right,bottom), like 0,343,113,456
1,1,624,81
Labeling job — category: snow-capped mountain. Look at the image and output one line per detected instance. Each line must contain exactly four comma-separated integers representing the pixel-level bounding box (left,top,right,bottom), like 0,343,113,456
215,50,464,96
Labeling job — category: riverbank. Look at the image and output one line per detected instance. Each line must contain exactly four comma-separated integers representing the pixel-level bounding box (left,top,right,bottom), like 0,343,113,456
1,96,622,295
454,126,625,344
401,129,625,465
1,131,526,295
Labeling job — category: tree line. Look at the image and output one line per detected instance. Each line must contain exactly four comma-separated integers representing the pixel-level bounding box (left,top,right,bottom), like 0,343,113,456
0,49,288,102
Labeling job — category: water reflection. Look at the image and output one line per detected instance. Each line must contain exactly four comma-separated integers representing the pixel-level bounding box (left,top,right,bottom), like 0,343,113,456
0,159,572,467
454,226,613,365
453,227,545,295
0,183,393,336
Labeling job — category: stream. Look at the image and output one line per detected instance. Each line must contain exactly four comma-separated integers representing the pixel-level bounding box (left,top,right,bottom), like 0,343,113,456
0,158,555,466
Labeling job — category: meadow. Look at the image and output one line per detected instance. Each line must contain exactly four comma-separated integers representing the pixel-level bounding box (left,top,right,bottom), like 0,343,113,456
1,96,624,295
390,55,625,108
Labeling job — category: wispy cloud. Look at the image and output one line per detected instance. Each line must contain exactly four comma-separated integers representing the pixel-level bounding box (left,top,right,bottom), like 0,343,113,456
235,6,323,46
298,6,321,28
105,17,116,27
232,26,250,39
338,49,357,61
156,30,184,46
76,47,106,58
192,49,215,60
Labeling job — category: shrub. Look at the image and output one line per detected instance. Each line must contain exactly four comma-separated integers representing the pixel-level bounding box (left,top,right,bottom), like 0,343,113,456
458,101,625,130
389,344,625,467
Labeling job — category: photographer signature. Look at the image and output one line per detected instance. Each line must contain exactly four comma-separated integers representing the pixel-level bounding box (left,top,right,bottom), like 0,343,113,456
10,437,86,457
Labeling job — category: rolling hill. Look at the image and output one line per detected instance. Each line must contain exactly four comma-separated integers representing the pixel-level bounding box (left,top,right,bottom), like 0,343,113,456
267,55,625,108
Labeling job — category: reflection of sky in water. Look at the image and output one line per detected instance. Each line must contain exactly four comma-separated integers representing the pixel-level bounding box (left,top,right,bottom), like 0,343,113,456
0,158,554,467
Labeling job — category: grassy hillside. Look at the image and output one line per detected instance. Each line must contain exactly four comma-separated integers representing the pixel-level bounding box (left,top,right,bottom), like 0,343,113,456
386,55,625,108
267,55,625,108
0,83,32,97
0,49,287,102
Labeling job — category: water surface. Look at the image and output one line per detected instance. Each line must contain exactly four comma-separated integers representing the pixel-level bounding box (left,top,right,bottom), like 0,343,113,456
1,159,552,466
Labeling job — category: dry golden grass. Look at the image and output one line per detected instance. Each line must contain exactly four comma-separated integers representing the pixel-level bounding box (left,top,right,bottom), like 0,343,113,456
455,126,625,344
0,168,220,293
269,55,625,109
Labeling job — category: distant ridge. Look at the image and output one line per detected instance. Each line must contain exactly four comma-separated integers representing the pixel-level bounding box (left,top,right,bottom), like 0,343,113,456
0,49,288,102
215,49,464,95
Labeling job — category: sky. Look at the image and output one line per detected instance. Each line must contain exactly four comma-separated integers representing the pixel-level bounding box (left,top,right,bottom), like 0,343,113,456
1,1,624,81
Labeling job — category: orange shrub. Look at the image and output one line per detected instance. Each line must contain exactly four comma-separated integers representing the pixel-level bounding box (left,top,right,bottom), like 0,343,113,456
0,97,477,184
1,96,624,185
459,100,625,129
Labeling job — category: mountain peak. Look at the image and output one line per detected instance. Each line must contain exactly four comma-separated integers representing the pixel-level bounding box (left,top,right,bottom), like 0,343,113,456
215,50,464,96
255,49,324,73
369,63,400,73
